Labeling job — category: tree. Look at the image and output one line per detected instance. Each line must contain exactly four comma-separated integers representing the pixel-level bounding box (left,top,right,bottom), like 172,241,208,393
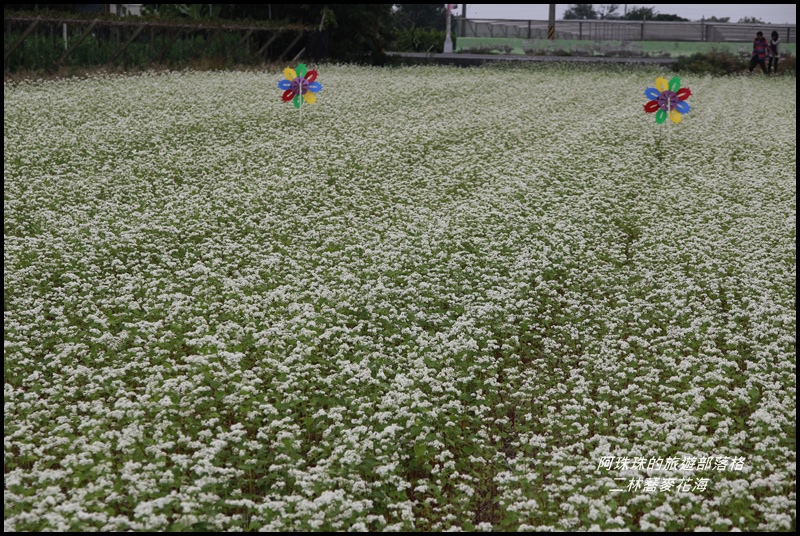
392,4,448,31
621,6,688,22
598,4,621,20
218,4,395,64
622,6,657,20
301,4,393,63
738,16,764,24
563,4,598,20
650,13,689,21
703,16,730,23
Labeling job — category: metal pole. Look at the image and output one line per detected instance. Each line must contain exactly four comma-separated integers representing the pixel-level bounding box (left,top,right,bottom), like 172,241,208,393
444,5,453,53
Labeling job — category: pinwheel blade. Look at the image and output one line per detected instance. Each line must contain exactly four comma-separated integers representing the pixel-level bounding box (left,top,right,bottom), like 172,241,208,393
644,87,661,100
283,67,297,81
675,100,690,114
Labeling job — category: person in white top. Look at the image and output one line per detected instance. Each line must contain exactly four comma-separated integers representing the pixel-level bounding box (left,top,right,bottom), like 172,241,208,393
767,31,780,75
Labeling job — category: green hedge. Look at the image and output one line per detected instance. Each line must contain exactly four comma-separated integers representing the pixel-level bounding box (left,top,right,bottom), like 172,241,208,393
390,28,454,54
673,49,795,76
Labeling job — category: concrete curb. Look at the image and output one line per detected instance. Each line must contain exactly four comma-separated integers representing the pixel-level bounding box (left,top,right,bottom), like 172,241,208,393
385,51,677,68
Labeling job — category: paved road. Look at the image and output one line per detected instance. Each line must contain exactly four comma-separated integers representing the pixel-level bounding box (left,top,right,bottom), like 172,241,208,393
386,51,676,67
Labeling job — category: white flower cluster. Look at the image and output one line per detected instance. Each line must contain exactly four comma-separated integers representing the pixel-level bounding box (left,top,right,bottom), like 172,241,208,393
4,64,795,531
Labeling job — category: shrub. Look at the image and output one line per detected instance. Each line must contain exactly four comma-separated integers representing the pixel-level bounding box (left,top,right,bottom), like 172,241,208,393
390,27,452,53
524,47,573,56
673,49,746,75
775,53,796,75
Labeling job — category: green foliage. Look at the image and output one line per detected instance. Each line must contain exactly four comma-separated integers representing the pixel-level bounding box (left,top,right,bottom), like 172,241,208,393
323,4,394,64
737,16,764,24
649,14,690,22
598,4,622,20
6,4,396,66
673,49,747,75
622,6,689,21
563,4,599,20
623,6,657,20
237,4,394,64
390,27,451,53
392,4,448,31
776,53,796,74
3,28,265,73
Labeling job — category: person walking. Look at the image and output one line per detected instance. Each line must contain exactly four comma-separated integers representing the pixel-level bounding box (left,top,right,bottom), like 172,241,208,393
748,31,769,74
767,30,780,75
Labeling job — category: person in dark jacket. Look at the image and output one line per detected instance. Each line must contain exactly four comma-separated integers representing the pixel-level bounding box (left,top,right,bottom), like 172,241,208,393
748,31,769,74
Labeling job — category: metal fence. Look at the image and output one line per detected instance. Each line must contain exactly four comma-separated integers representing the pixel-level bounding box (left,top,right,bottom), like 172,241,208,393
460,18,796,44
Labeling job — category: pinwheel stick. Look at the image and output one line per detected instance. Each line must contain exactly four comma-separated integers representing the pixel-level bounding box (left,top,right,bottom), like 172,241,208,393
667,94,671,143
298,96,303,126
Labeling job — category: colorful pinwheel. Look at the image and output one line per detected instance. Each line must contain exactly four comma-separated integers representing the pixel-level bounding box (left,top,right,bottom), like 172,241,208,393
278,63,322,109
644,76,691,124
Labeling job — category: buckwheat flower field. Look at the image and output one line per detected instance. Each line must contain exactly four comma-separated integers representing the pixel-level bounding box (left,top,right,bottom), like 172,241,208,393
4,63,796,531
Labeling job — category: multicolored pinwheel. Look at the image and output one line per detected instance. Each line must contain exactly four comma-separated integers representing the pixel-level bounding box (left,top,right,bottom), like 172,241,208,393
278,63,322,109
644,76,691,124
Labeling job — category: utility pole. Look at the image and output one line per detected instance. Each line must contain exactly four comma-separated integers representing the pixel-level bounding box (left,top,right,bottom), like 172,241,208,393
548,4,556,40
444,4,454,53
460,4,467,41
